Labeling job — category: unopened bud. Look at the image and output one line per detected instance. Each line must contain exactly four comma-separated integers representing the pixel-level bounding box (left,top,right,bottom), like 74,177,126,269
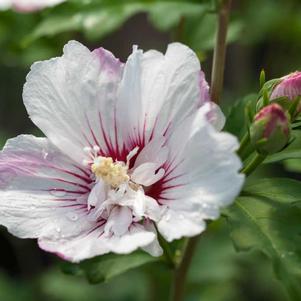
250,104,290,155
270,71,301,101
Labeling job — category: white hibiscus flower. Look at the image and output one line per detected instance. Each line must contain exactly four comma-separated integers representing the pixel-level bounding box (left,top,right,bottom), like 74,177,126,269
0,41,244,262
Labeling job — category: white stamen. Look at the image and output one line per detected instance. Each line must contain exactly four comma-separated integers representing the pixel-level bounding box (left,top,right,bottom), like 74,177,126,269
126,146,139,167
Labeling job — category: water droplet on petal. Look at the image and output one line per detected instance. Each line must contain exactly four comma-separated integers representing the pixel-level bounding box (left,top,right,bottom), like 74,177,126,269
66,212,78,221
30,205,36,210
56,227,61,233
50,189,67,197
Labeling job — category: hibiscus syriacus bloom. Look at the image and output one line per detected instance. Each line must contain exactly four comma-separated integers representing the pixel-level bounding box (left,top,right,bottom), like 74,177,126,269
0,41,244,262
0,0,65,12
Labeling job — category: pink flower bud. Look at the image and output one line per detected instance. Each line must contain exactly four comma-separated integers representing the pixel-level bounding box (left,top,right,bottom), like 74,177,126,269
270,71,301,100
250,104,290,155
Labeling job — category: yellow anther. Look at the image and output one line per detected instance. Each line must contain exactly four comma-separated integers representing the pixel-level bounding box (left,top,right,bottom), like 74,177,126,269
91,157,129,188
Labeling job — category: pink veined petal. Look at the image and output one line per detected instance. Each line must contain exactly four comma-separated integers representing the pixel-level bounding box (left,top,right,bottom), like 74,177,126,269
39,223,157,263
117,43,204,148
0,135,161,262
152,108,244,242
0,135,95,241
23,41,124,164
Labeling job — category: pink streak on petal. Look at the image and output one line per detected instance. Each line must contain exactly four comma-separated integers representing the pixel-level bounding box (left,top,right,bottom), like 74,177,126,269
198,70,211,106
92,47,124,77
271,71,301,100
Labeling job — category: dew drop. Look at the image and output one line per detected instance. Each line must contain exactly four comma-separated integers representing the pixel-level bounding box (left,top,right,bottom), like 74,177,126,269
50,189,67,197
66,212,78,221
56,227,61,233
30,205,36,210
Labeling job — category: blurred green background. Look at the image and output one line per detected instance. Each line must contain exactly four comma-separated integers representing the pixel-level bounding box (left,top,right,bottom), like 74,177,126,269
0,0,301,300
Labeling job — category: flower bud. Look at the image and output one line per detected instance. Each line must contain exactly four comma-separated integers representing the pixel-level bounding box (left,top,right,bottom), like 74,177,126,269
270,71,301,100
250,104,290,155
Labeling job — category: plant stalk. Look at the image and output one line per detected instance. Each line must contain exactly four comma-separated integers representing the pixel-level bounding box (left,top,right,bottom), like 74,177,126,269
241,152,266,176
169,1,232,300
210,0,232,104
170,236,200,301
237,132,250,158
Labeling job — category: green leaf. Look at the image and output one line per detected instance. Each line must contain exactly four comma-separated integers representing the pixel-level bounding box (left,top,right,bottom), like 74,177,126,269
25,1,211,43
63,251,159,284
225,178,301,300
148,2,209,31
223,93,257,138
25,2,146,43
184,13,243,51
283,159,301,173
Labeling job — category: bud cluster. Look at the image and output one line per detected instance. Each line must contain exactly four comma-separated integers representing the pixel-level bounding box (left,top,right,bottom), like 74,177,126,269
250,104,290,155
248,71,301,155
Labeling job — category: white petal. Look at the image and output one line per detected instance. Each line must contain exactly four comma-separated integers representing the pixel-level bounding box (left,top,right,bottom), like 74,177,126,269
131,163,165,187
141,220,163,256
108,188,161,222
104,206,132,236
87,179,107,210
164,110,244,208
12,0,65,11
198,70,211,105
202,102,226,131
23,40,123,164
39,223,157,263
0,135,94,240
158,209,206,242
0,0,11,10
154,109,244,240
117,43,204,145
133,136,168,168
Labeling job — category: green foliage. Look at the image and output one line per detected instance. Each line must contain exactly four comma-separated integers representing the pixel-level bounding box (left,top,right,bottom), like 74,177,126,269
224,93,257,138
0,273,35,301
25,1,212,43
0,0,243,66
183,13,243,52
62,251,159,284
41,267,150,301
225,178,301,300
